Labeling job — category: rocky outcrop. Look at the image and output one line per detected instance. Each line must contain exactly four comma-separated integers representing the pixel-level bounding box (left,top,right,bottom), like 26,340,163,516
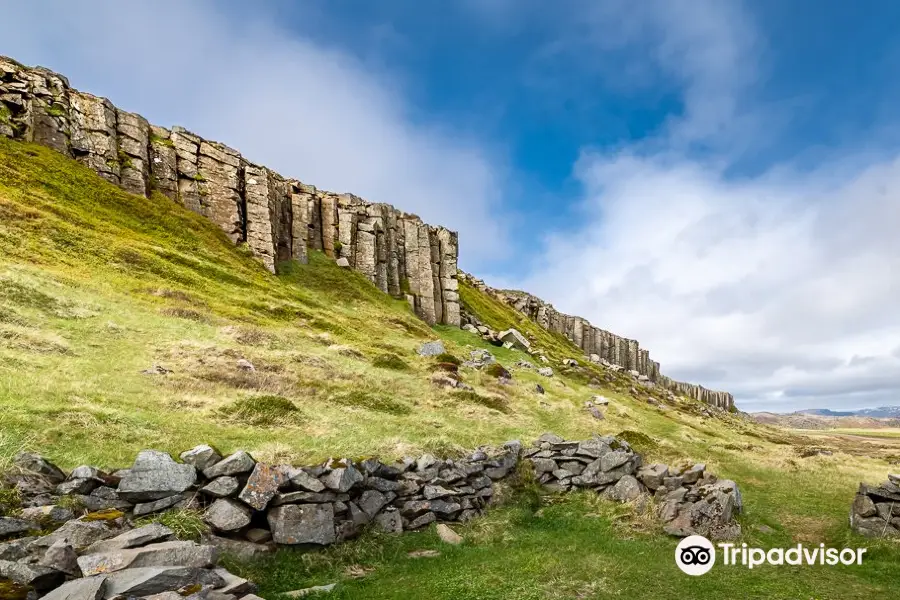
459,273,734,410
850,475,900,538
0,56,460,326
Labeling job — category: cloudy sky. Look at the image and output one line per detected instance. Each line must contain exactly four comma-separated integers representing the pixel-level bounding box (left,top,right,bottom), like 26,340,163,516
5,0,900,413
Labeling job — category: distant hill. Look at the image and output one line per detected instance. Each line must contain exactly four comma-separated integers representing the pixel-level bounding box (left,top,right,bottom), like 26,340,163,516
752,406,900,429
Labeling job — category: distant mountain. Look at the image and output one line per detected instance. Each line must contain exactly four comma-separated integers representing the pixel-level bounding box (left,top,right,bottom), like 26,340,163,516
798,406,900,418
752,406,900,429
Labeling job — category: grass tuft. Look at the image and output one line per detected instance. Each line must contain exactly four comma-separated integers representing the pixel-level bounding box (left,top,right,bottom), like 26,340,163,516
135,507,208,542
219,395,303,427
371,353,410,371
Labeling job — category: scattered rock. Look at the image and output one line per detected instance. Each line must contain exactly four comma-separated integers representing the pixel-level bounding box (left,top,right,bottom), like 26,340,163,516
498,329,530,351
537,367,553,377
417,340,446,357
0,517,39,538
39,574,107,600
0,559,65,591
236,359,255,372
534,384,545,394
284,583,337,598
38,539,79,576
435,524,463,545
407,549,440,559
587,407,604,420
335,257,350,268
14,452,66,484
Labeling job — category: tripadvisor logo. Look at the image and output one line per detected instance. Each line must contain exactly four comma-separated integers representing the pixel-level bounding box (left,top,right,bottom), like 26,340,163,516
675,536,867,576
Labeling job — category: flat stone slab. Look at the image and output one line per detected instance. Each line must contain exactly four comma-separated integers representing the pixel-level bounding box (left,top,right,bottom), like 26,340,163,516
77,540,218,576
83,523,174,555
40,574,107,600
102,567,224,599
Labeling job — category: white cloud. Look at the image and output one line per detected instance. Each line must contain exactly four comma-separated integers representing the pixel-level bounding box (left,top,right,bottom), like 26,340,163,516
0,0,507,267
509,1,900,412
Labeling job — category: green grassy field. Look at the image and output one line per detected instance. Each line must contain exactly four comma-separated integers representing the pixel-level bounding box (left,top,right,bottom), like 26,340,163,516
0,138,898,598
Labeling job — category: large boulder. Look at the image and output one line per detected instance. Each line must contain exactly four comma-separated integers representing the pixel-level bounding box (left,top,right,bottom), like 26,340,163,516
417,341,446,357
498,329,530,351
117,450,197,502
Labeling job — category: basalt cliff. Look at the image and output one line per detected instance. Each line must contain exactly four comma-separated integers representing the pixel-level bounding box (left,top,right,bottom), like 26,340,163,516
0,55,733,409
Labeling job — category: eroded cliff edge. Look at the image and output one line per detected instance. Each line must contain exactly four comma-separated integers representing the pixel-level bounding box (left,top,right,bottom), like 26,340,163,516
0,55,733,409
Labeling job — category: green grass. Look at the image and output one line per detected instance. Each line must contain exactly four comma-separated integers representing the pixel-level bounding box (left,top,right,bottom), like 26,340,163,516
0,137,898,597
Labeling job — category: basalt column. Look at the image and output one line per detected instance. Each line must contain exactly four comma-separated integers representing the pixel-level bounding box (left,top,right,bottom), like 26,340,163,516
116,110,150,197
69,91,119,185
244,164,277,273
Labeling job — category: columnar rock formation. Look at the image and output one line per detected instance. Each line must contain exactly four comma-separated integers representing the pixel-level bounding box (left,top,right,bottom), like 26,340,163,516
0,56,459,326
459,273,734,410
0,55,731,405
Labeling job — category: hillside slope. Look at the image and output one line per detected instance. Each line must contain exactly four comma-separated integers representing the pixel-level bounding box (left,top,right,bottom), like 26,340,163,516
1,138,898,598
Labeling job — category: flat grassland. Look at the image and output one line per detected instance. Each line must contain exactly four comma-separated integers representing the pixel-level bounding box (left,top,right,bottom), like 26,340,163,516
0,139,897,599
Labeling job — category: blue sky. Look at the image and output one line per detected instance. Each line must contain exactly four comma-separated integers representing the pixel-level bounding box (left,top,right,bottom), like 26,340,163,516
5,1,900,413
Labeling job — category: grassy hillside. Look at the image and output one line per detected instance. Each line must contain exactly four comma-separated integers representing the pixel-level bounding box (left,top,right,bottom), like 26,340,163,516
1,137,898,598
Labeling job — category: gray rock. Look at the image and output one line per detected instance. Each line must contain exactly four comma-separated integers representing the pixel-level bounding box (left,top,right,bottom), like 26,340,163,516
133,493,189,517
19,505,75,524
423,485,458,500
83,524,174,555
663,476,684,490
14,452,66,483
0,516,38,538
534,384,545,394
29,519,118,552
417,340,446,356
537,367,553,377
637,464,669,491
40,574,107,600
587,407,605,420
272,491,341,505
284,583,337,598
682,464,706,485
238,463,286,510
322,466,364,493
180,445,222,471
407,512,437,529
237,359,255,371
213,567,257,596
0,537,37,561
600,451,631,472
852,493,877,518
69,465,104,480
374,509,403,533
889,473,900,486
529,458,557,474
498,329,530,351
245,528,272,544
366,477,400,493
103,566,224,599
416,454,438,471
335,257,350,268
0,559,65,591
58,477,101,496
38,539,79,576
205,535,274,561
287,468,326,493
202,477,240,498
358,490,388,518
268,504,335,545
205,499,252,532
202,451,256,479
859,483,900,502
606,475,644,502
117,450,197,502
77,541,217,576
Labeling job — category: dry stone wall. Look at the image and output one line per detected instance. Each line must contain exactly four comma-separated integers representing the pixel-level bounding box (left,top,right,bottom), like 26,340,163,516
459,273,734,410
1,434,741,565
850,475,900,538
0,56,459,326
